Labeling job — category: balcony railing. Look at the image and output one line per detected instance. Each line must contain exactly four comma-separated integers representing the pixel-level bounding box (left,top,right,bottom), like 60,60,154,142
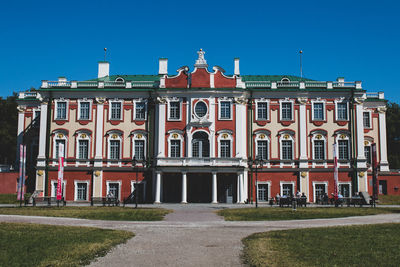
42,80,156,89
245,80,361,89
156,157,246,167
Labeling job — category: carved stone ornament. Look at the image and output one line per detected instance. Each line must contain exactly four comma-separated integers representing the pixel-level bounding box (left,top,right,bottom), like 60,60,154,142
359,171,365,177
354,97,365,104
37,170,44,176
136,134,143,139
297,97,308,105
194,48,208,67
94,170,101,177
156,97,168,104
377,106,387,113
301,172,307,178
17,106,26,113
95,97,106,104
234,97,247,105
172,133,179,139
364,140,370,146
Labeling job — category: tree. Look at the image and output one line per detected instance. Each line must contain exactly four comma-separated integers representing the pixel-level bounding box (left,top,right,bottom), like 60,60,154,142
386,102,400,169
0,94,18,166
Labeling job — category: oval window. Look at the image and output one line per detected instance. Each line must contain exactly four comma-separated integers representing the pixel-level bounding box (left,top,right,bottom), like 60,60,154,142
195,101,207,118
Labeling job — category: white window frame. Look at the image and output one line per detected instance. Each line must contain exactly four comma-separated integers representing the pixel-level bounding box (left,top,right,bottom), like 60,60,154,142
338,182,352,198
279,133,294,161
311,133,327,161
280,181,295,197
255,133,270,161
54,99,69,120
51,180,66,198
52,131,68,164
335,99,349,121
279,99,294,121
193,99,209,119
256,181,271,202
107,133,122,163
133,99,147,121
75,132,91,162
312,181,328,203
132,132,146,161
218,98,233,120
109,99,123,120
311,99,325,121
255,99,269,121
217,132,233,158
106,180,122,201
335,134,350,161
363,110,372,129
74,180,90,201
78,99,92,120
167,98,182,121
168,132,183,158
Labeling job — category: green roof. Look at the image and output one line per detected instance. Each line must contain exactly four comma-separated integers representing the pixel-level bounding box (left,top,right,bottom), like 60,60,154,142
241,75,314,82
92,75,161,82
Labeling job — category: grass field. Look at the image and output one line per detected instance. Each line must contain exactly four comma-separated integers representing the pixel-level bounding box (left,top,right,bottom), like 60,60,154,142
0,206,170,221
242,223,400,267
378,195,400,205
218,207,400,221
0,222,133,267
0,194,30,204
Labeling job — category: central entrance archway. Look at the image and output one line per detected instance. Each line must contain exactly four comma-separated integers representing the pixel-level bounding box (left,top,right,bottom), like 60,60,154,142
187,173,212,203
192,131,210,157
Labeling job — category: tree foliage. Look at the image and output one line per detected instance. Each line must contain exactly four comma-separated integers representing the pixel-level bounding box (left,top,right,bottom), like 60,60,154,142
0,94,17,165
386,102,400,169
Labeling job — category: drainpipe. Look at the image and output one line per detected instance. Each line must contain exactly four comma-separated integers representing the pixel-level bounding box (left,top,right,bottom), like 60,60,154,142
248,91,254,204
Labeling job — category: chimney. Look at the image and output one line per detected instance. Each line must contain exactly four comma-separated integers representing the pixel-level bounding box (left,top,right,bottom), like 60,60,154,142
159,58,168,75
234,58,240,75
98,61,109,78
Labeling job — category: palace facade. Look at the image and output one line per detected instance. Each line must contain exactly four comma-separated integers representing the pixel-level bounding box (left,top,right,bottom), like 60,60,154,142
17,49,396,204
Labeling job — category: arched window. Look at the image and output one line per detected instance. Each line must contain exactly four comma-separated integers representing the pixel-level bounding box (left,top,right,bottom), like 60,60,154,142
192,131,210,158
115,77,125,83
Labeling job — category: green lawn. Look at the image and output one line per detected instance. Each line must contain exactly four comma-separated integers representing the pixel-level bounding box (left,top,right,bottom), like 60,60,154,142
378,195,400,205
0,194,30,204
0,222,133,267
218,207,400,221
242,223,400,267
0,206,170,221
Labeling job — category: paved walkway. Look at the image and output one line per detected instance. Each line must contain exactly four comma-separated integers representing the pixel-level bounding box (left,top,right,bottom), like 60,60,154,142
2,204,400,266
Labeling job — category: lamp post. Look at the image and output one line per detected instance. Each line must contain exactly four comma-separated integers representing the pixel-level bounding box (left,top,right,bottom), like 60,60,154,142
132,156,138,209
254,156,264,208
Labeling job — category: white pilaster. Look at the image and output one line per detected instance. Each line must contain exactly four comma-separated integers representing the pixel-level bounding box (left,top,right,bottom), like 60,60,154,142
210,73,215,88
16,110,25,165
243,171,248,202
299,102,308,168
237,173,243,203
210,98,216,158
94,102,104,167
157,103,166,157
212,172,217,203
181,172,187,203
37,102,48,167
379,110,389,171
356,104,366,168
154,172,162,204
235,100,247,160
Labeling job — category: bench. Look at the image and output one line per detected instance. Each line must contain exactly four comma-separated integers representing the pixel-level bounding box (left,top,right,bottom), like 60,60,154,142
33,197,66,207
91,197,120,206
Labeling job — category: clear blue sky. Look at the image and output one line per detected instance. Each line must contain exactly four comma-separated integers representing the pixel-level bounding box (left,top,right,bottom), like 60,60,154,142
1,0,399,102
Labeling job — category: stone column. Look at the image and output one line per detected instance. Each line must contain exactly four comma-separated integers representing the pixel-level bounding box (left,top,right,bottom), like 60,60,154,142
211,172,217,204
181,172,187,204
236,172,243,203
16,107,25,167
36,101,48,193
154,172,162,204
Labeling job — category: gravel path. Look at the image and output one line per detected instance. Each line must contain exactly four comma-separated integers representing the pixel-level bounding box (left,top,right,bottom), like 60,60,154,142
1,204,400,267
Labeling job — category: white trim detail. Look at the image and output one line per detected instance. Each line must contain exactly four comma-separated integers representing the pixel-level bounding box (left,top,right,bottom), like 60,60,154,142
312,181,328,203
74,180,90,201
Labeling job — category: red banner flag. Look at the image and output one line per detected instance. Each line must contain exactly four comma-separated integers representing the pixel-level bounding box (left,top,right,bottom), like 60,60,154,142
56,143,64,200
17,144,24,201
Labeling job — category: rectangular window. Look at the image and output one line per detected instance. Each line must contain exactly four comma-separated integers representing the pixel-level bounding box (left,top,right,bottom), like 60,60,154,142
282,140,292,160
34,111,41,126
313,103,324,120
338,140,349,160
314,140,325,160
169,102,180,120
281,102,292,120
135,102,146,120
220,101,231,119
76,183,87,201
339,184,350,198
220,140,231,158
111,102,122,120
257,102,268,120
257,140,268,160
55,140,65,159
282,184,293,197
108,183,120,200
79,102,90,120
56,102,67,120
337,103,348,120
134,140,145,160
170,140,181,158
52,182,65,198
110,140,120,160
365,146,371,164
78,140,89,159
315,184,326,201
257,184,268,202
363,112,371,128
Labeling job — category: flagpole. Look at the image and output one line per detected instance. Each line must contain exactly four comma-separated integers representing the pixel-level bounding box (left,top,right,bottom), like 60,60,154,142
299,50,303,80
